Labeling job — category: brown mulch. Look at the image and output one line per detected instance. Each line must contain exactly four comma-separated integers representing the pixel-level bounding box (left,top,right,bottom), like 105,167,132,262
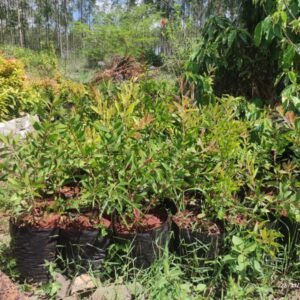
92,56,144,83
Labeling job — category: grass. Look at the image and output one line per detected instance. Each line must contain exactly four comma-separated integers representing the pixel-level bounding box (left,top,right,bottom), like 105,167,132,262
59,56,97,84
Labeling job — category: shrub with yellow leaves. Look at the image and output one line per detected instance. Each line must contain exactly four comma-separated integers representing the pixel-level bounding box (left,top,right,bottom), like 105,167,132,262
0,55,40,121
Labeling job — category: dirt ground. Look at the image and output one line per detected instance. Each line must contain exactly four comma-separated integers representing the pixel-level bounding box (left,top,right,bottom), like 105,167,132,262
0,211,27,300
0,271,28,300
0,210,10,244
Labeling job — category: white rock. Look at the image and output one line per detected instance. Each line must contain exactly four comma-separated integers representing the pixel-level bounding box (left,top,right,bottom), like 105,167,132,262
55,273,71,299
0,115,38,138
91,285,131,300
69,274,96,295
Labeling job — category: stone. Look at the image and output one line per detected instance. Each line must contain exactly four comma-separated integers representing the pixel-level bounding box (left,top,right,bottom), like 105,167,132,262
18,129,31,138
69,274,96,295
63,297,78,300
98,61,106,67
55,273,71,299
91,285,131,300
0,115,38,139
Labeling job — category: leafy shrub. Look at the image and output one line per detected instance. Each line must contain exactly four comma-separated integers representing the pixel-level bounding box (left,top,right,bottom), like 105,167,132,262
143,48,163,67
188,1,300,109
0,45,58,77
0,55,40,120
187,16,278,103
253,0,300,111
0,77,299,298
73,5,161,67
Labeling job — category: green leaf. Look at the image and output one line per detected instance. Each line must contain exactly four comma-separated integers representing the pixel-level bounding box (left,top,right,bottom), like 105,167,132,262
223,255,234,263
33,121,42,131
288,71,297,84
7,177,20,187
280,11,287,24
195,284,207,292
244,243,257,254
253,260,262,273
91,105,101,114
282,45,296,69
237,254,247,271
232,236,243,246
95,124,110,133
126,100,139,116
228,30,237,48
262,16,273,41
254,22,263,46
217,208,225,219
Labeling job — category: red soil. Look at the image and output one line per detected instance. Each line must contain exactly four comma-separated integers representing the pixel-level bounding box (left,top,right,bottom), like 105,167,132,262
59,213,111,230
114,209,165,234
34,198,55,210
59,185,81,199
12,212,60,229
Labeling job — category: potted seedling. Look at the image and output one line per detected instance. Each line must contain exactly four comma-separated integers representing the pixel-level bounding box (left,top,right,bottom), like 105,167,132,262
172,191,223,261
0,132,62,283
9,202,60,283
110,158,171,269
4,177,60,283
95,124,171,268
169,101,248,262
112,202,170,268
57,180,112,273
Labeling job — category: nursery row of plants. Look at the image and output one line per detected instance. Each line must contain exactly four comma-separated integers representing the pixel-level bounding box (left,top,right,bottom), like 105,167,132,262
0,49,299,297
0,0,299,297
0,58,300,296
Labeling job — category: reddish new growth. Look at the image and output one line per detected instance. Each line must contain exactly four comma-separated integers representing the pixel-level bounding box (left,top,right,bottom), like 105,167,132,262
161,18,167,26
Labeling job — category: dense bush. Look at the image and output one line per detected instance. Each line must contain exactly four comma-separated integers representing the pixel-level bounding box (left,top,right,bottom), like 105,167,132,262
0,45,58,76
0,77,300,297
0,1,299,298
0,55,40,120
1,78,299,222
73,5,161,67
188,0,300,108
187,16,278,102
0,52,92,121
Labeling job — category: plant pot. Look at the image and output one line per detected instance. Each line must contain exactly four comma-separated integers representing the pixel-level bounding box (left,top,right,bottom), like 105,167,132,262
10,220,59,283
59,228,111,272
172,211,223,260
113,209,170,268
58,214,111,272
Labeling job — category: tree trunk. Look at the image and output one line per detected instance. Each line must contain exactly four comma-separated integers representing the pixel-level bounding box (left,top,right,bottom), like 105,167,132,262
17,3,23,47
